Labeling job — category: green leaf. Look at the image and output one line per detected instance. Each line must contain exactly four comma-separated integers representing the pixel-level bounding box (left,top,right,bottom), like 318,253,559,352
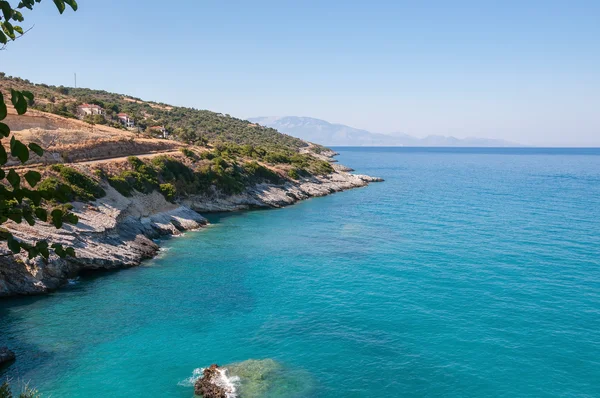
39,246,50,259
23,210,35,226
13,188,24,203
0,122,10,137
34,207,48,222
7,208,22,223
64,0,77,11
24,170,41,187
13,25,23,35
24,189,41,205
2,21,15,40
28,142,43,156
66,247,76,257
10,89,27,115
7,236,21,254
53,0,65,13
0,169,5,179
0,144,7,165
65,212,78,224
0,29,7,45
52,243,65,258
10,136,29,163
6,169,20,189
21,90,34,101
0,1,12,21
0,92,7,120
18,0,35,10
51,208,63,229
11,10,24,22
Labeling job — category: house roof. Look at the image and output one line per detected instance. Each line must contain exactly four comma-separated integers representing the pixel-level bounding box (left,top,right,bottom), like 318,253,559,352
117,113,130,117
149,126,165,130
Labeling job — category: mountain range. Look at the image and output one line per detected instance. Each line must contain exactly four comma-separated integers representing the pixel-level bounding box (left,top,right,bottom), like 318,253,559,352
248,116,520,147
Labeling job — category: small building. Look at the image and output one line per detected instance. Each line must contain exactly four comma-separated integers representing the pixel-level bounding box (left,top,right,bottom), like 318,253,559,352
117,113,135,128
77,103,105,117
148,125,168,138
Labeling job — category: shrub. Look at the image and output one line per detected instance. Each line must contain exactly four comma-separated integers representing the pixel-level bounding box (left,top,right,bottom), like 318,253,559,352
312,160,334,175
287,168,300,180
159,183,177,202
108,175,132,197
151,156,194,183
50,165,105,201
244,161,281,184
180,147,196,159
38,177,74,203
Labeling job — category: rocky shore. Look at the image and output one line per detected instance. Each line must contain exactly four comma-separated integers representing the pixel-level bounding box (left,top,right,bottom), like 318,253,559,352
0,165,381,297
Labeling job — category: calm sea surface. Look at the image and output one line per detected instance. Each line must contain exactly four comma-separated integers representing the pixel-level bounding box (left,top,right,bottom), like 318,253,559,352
1,147,600,397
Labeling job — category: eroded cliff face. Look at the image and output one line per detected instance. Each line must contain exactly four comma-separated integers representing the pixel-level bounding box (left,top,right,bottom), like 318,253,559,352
0,167,381,297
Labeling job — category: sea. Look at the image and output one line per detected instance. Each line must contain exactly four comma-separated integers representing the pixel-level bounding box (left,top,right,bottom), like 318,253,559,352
1,147,599,397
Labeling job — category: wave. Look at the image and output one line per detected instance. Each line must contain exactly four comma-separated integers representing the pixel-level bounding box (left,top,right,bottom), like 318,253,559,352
179,367,240,398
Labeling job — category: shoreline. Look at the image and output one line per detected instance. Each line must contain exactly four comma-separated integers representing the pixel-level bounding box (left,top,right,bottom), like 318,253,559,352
0,156,382,298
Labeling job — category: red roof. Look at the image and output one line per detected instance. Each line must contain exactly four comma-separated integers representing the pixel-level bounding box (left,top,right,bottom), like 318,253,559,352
149,126,165,130
117,113,130,117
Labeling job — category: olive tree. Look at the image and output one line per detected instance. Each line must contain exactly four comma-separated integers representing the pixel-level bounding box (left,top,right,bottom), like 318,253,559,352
0,0,78,259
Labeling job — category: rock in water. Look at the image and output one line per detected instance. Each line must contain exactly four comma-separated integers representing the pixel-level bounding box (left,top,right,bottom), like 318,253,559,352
0,347,15,367
194,364,232,398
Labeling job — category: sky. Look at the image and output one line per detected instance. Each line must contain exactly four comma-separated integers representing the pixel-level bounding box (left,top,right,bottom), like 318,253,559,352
1,0,599,146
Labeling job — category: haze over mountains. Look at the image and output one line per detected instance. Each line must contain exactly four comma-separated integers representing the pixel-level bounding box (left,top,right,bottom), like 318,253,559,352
249,116,520,147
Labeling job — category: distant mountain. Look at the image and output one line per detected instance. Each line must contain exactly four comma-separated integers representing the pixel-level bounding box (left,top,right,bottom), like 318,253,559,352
248,116,519,147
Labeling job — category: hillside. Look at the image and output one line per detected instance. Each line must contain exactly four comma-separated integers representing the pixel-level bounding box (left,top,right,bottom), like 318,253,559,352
249,116,521,147
0,74,307,150
0,73,383,297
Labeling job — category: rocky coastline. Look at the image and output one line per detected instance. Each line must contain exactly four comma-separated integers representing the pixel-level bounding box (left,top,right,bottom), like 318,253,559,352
0,163,381,298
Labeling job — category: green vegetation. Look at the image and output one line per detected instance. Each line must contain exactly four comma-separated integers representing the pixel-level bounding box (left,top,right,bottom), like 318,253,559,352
159,183,176,202
49,165,105,201
212,142,334,176
104,153,289,200
0,75,307,150
180,147,196,159
0,0,78,260
0,380,42,398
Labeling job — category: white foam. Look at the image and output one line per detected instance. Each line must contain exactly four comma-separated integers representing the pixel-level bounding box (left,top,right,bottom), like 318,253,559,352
179,367,240,398
178,367,204,386
214,368,240,398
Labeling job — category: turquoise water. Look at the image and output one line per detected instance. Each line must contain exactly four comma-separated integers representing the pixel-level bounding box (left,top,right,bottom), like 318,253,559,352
2,147,600,397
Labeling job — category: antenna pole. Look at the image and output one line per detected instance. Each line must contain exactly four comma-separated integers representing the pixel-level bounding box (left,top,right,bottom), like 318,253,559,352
74,73,77,88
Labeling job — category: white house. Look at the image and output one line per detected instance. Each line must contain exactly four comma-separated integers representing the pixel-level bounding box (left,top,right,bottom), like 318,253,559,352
117,113,135,128
77,103,105,117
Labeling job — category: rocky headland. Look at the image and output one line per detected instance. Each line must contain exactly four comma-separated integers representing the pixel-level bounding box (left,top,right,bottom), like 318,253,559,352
0,158,381,297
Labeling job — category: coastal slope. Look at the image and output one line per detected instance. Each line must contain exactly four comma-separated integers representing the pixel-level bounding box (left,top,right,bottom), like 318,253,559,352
0,152,380,297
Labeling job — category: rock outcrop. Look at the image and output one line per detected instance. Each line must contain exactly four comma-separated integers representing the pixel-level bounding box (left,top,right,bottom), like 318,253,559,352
194,364,231,398
0,347,15,367
0,161,382,297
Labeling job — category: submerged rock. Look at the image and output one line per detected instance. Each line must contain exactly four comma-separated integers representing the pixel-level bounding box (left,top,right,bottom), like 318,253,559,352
0,347,15,367
226,359,281,398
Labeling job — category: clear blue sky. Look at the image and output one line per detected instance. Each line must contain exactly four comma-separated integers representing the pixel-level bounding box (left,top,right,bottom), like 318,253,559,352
1,0,599,146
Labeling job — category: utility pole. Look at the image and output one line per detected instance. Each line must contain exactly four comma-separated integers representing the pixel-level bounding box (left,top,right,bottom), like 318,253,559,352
74,73,77,88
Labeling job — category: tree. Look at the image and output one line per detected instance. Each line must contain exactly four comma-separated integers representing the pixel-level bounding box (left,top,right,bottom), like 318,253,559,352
0,0,79,259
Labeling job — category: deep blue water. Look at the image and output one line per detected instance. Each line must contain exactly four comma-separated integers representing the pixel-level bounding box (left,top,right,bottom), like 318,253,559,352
2,147,600,397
